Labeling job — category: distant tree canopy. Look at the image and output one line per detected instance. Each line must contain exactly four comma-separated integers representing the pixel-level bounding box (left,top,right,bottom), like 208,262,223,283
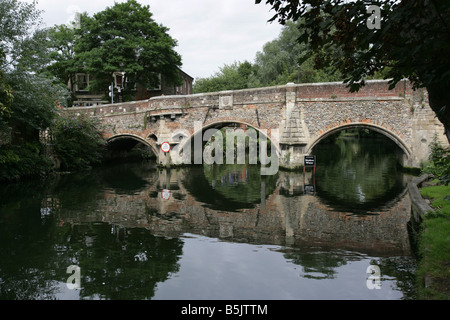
74,0,182,98
256,0,450,142
43,24,80,100
193,61,257,93
193,20,343,93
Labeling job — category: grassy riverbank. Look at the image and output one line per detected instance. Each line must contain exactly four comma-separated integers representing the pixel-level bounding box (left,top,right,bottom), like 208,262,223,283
417,181,450,299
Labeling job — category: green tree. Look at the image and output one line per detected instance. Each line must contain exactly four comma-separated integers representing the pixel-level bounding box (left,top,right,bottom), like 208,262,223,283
193,61,256,93
74,0,182,99
51,113,105,171
4,71,69,143
0,0,69,143
249,20,342,87
0,0,39,121
45,24,81,101
422,134,450,184
0,0,70,180
0,0,42,70
0,51,13,119
250,20,302,87
256,0,450,143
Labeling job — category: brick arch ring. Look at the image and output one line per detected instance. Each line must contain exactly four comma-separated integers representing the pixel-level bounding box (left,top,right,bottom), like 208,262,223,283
305,122,412,158
176,120,282,157
106,133,159,157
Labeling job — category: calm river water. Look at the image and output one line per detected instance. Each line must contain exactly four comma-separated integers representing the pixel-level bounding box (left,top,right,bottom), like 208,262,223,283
0,136,418,300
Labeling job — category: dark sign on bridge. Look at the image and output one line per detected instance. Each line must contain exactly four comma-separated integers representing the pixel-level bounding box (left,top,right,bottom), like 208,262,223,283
304,155,316,167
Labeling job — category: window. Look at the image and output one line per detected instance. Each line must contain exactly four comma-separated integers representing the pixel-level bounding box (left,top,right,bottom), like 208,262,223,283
76,73,89,91
147,73,162,91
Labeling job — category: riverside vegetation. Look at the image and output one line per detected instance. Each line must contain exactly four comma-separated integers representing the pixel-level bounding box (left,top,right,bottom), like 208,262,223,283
0,111,105,181
417,135,450,299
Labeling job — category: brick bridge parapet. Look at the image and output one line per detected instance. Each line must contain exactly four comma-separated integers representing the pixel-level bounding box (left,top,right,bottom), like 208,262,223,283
64,79,448,170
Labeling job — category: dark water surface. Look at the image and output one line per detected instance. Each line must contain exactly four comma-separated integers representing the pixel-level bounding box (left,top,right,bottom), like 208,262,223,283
0,136,418,300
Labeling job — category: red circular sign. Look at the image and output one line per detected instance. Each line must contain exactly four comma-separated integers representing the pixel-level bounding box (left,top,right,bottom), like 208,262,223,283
160,142,171,153
161,189,171,200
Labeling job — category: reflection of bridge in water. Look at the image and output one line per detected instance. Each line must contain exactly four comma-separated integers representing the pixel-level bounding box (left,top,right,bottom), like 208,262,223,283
59,166,413,257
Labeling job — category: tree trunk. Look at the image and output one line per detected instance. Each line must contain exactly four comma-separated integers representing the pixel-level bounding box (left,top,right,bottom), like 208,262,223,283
426,82,450,144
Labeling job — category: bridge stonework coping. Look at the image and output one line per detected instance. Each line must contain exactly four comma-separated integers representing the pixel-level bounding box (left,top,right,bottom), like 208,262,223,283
64,79,448,170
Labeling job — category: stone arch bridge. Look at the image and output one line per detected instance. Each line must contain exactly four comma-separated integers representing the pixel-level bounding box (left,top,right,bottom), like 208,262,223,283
65,79,448,171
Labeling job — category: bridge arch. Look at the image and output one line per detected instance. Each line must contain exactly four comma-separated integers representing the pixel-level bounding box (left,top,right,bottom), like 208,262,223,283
173,120,281,164
305,122,412,164
106,134,159,159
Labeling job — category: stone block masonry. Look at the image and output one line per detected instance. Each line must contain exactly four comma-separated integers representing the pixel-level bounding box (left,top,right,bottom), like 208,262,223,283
64,79,448,171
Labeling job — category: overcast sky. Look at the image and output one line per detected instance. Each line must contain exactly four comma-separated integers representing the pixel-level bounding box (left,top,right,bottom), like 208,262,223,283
26,0,283,81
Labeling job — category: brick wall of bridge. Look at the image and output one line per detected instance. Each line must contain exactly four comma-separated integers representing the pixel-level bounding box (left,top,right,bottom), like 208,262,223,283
64,79,448,169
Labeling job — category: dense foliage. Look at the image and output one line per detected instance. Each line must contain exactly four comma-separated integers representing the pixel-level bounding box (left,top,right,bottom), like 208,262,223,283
43,24,80,104
74,0,182,100
194,61,257,93
51,114,105,171
0,70,69,181
0,0,69,180
422,135,450,185
0,142,53,181
0,49,13,119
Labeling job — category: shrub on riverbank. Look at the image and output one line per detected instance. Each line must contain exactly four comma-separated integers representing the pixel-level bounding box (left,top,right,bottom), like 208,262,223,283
422,135,450,185
417,184,450,299
416,136,450,299
0,142,53,181
51,114,105,171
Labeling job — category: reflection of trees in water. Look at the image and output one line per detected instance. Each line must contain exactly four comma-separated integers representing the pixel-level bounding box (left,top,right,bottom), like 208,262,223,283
0,178,62,299
282,249,350,279
50,162,157,218
313,135,406,212
57,223,183,300
181,164,278,211
51,170,104,211
281,249,417,298
202,163,278,206
377,256,417,300
0,217,183,299
0,164,182,300
99,162,154,194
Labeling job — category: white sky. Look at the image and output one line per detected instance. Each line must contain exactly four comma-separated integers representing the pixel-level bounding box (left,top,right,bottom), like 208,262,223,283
26,0,283,81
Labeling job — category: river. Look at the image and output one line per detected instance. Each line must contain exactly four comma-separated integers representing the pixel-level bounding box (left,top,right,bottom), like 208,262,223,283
0,134,418,300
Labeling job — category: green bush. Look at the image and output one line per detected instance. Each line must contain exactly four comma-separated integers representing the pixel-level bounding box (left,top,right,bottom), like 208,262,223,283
418,143,450,298
51,113,105,171
0,142,53,181
417,185,450,299
422,134,450,184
